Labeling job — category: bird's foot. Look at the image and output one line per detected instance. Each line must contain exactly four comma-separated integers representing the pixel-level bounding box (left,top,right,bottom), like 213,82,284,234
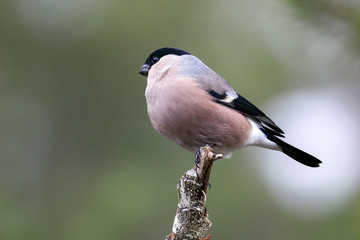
194,149,201,178
194,144,217,179
195,149,201,169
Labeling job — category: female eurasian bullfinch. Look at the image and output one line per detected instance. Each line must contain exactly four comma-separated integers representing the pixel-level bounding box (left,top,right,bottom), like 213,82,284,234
139,47,321,167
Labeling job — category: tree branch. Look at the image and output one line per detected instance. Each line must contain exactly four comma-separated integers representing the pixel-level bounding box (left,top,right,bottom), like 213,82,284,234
166,145,223,240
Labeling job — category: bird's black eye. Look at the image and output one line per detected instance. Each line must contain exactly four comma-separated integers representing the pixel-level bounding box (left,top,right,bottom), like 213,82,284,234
152,56,159,64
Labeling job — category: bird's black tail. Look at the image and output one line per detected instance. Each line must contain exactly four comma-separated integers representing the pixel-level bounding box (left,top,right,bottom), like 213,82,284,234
263,130,322,167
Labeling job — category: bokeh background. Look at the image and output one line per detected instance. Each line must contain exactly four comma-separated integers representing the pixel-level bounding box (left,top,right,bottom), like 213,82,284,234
1,0,360,239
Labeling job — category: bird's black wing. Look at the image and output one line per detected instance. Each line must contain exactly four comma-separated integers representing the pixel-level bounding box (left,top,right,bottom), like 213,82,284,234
208,90,285,137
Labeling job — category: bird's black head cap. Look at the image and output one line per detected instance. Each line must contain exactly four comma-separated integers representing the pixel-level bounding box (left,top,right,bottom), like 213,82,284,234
139,47,190,76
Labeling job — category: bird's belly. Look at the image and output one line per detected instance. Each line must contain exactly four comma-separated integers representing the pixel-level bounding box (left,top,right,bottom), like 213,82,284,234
147,96,252,154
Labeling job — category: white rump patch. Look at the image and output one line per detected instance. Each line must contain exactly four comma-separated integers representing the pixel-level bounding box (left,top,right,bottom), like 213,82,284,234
245,118,280,150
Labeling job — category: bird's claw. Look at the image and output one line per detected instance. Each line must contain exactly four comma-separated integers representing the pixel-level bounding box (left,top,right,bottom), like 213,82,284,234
194,149,201,179
195,149,201,168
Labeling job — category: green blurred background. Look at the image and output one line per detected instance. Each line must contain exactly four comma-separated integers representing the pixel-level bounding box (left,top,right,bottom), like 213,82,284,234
1,0,360,239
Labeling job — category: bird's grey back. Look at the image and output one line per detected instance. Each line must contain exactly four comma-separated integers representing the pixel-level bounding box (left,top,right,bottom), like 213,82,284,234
176,55,238,98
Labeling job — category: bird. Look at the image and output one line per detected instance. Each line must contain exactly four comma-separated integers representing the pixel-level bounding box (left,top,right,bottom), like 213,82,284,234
138,47,322,167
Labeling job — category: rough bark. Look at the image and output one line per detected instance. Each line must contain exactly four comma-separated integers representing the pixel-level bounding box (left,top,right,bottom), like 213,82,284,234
165,145,223,240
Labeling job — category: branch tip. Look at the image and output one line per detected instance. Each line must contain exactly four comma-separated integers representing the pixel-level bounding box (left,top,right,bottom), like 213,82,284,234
167,145,219,240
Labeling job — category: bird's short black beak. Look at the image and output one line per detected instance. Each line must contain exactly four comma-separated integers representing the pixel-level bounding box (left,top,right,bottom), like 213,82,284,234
139,64,150,77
